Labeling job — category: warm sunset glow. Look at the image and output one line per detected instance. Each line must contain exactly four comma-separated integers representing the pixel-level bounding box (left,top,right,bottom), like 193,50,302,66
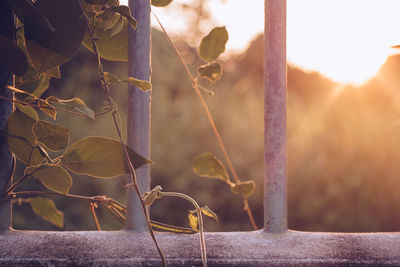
121,0,400,85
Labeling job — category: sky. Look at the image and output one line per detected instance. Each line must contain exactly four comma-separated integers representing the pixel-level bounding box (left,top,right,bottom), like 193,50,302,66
122,0,400,85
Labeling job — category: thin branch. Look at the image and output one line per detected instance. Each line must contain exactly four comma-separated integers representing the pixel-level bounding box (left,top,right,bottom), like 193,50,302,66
89,202,102,230
79,2,166,265
152,11,258,230
0,95,112,118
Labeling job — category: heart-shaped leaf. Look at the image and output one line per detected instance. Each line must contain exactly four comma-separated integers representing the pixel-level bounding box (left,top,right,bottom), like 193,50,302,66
27,165,72,194
6,109,44,165
82,18,128,61
61,136,151,178
33,120,70,151
6,0,54,32
193,152,230,183
24,0,86,73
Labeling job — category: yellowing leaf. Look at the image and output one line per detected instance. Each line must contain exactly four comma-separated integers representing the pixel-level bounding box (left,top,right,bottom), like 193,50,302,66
199,26,228,62
122,77,152,91
33,120,70,151
188,211,199,232
192,152,230,183
24,0,86,73
61,136,151,178
200,205,219,222
197,62,223,83
104,72,120,85
151,0,173,7
29,197,64,228
27,165,72,194
230,180,256,199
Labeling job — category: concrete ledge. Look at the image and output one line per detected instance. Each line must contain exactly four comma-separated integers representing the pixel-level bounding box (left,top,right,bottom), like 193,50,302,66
1,230,400,266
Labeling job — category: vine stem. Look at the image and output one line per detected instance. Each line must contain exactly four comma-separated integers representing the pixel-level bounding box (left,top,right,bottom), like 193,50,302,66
160,191,207,267
152,11,258,230
0,95,112,118
89,203,101,230
79,2,166,266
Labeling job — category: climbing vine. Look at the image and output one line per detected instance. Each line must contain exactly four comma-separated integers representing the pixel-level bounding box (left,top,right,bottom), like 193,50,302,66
0,0,258,266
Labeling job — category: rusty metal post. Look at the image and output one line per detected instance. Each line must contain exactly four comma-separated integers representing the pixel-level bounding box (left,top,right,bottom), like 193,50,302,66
126,0,152,231
264,0,287,233
0,1,14,231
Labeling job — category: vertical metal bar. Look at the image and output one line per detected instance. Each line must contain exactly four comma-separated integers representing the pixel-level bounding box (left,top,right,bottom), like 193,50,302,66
264,0,287,233
0,1,14,231
126,0,151,231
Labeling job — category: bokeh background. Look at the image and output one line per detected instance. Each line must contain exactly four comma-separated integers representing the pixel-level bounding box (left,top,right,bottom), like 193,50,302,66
11,1,400,232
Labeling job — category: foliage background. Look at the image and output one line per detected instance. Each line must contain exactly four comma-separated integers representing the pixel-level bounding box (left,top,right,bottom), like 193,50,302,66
12,28,400,232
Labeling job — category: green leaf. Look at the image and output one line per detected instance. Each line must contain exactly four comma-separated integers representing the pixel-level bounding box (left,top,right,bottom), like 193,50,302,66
6,110,44,165
24,0,86,73
48,97,95,120
83,0,108,4
6,0,55,32
200,205,219,222
199,26,228,62
0,33,28,76
27,165,72,194
33,120,70,151
104,72,120,85
193,152,230,183
188,211,198,232
82,18,128,61
29,197,64,228
61,136,151,178
230,180,256,199
16,104,39,121
122,77,152,91
110,16,125,37
104,13,121,31
198,62,223,83
151,0,173,7
108,6,137,30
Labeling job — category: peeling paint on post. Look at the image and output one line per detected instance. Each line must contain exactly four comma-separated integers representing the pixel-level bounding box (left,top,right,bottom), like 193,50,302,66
126,0,152,231
264,0,287,233
0,1,14,231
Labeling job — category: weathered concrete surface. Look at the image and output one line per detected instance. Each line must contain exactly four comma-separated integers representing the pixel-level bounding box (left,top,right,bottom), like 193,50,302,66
1,230,400,266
